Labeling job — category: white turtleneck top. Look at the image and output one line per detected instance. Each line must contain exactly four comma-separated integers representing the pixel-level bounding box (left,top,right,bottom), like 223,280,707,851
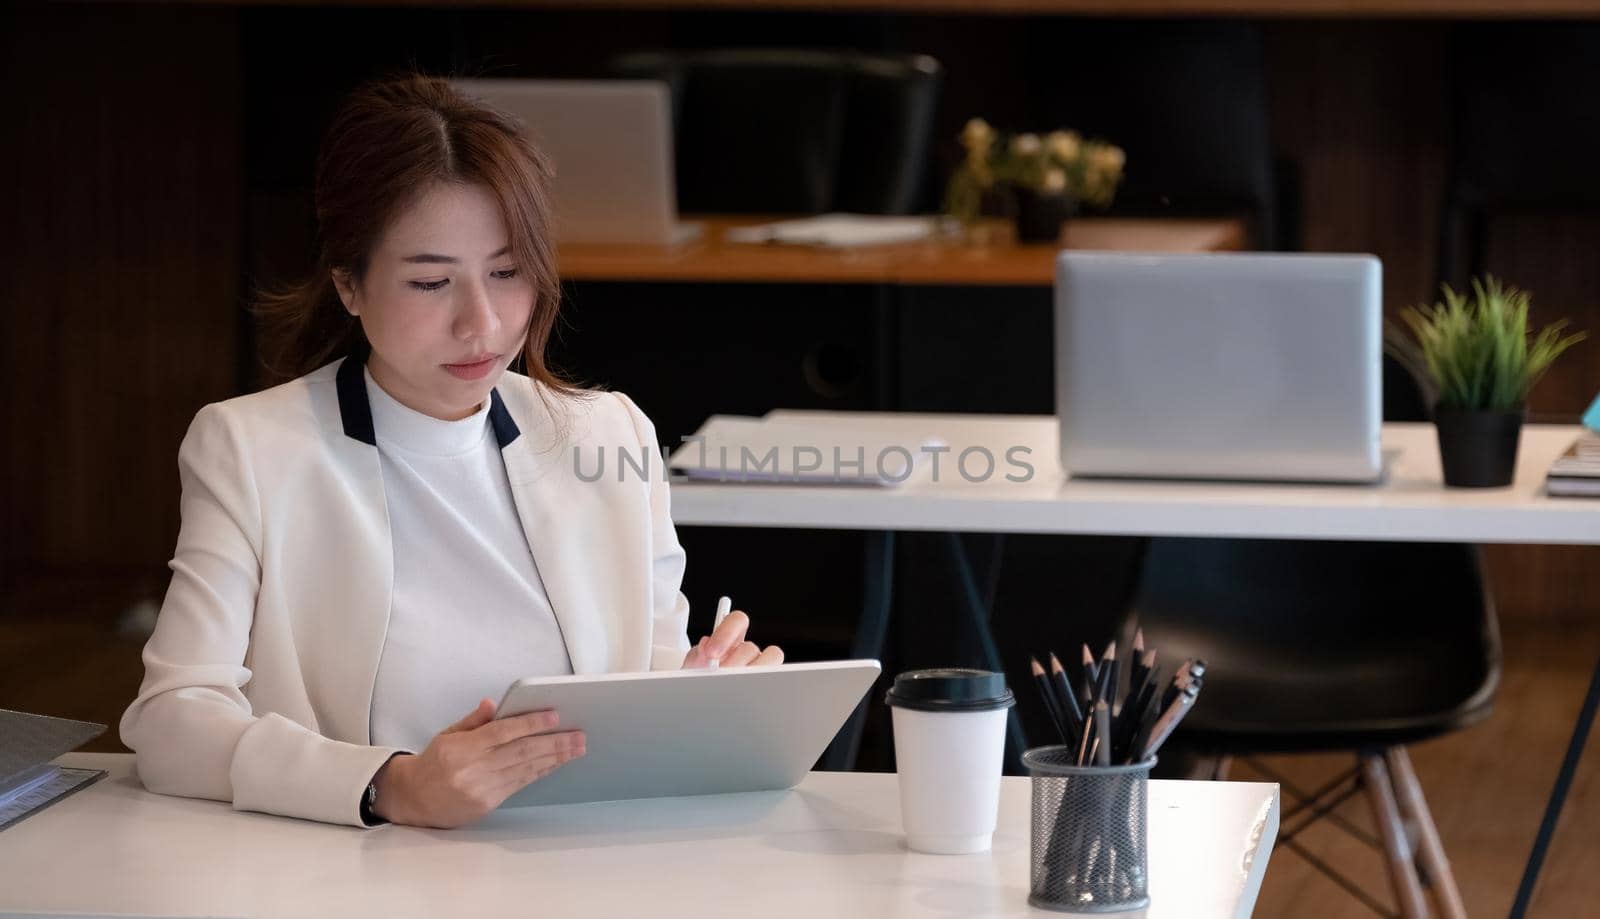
364,369,573,752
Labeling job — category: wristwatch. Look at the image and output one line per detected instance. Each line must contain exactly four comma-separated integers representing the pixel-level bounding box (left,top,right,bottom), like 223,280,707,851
360,752,409,826
359,771,387,826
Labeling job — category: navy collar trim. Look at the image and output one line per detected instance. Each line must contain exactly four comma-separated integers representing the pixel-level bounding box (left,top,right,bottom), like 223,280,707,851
487,389,520,447
335,357,521,449
335,357,376,446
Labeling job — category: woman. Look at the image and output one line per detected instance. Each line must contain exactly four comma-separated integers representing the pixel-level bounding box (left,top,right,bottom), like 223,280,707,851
119,75,781,830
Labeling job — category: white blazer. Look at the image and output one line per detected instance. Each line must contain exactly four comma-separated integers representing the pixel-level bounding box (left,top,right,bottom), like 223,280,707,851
120,357,691,827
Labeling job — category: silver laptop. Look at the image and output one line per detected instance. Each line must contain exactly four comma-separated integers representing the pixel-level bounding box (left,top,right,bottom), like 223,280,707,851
1055,251,1383,483
452,79,701,246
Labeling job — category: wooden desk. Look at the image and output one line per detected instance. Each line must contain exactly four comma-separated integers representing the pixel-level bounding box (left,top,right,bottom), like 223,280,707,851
896,217,1248,285
2,753,1280,919
558,216,1249,286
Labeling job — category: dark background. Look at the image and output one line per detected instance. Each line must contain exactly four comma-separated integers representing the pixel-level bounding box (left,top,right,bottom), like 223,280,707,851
5,2,1599,770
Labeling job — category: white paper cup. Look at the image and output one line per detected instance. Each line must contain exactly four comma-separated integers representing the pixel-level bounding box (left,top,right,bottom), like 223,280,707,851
886,668,1015,855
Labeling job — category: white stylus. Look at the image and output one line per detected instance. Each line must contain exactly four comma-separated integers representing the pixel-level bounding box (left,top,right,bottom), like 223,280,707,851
705,596,733,671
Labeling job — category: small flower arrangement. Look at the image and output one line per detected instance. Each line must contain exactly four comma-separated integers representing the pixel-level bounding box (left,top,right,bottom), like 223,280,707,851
943,118,1127,227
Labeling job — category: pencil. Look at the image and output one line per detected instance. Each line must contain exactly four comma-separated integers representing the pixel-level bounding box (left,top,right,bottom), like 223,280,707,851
1048,652,1084,737
1094,700,1113,766
1161,660,1195,711
1096,641,1118,713
1075,695,1095,765
1129,670,1180,764
1115,651,1156,761
1031,657,1069,744
1080,644,1098,705
1138,682,1200,762
1128,644,1152,709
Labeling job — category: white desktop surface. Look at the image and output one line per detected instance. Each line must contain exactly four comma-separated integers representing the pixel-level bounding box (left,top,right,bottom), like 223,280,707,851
671,416,1599,545
0,753,1278,919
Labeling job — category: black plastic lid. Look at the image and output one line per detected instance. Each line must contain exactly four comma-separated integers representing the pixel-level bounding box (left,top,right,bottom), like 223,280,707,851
884,668,1016,713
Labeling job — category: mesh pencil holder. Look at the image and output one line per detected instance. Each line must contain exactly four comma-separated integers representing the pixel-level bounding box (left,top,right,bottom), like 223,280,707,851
1022,746,1155,913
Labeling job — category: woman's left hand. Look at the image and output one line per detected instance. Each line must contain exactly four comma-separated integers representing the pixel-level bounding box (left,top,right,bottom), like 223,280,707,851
681,610,784,669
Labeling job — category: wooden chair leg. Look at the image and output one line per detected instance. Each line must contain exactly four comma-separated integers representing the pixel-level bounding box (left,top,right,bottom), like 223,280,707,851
1386,747,1468,919
1362,753,1430,919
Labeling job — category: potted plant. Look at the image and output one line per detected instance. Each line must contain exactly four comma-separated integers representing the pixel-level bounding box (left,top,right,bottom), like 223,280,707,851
1400,276,1586,487
943,118,1125,244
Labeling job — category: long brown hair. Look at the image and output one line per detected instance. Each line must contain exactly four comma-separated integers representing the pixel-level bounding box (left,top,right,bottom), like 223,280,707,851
255,74,576,398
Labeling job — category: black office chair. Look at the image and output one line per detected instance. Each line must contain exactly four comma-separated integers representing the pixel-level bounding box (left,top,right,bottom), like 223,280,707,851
1019,20,1282,249
611,48,943,215
1121,351,1494,919
1437,24,1600,290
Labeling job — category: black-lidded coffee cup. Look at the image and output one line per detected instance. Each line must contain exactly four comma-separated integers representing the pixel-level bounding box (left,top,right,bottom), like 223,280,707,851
886,668,1015,853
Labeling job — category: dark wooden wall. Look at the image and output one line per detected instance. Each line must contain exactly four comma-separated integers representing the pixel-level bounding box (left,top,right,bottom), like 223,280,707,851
3,5,1595,625
3,6,241,607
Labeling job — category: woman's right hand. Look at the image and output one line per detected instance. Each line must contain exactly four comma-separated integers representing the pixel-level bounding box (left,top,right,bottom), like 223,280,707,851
371,697,585,828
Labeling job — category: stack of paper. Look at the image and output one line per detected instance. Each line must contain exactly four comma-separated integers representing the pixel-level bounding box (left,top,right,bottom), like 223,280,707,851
1547,432,1600,497
724,214,937,248
668,415,946,487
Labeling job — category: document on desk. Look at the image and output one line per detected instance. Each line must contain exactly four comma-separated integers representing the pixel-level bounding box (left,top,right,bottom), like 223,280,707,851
0,709,106,832
724,214,938,248
670,415,946,486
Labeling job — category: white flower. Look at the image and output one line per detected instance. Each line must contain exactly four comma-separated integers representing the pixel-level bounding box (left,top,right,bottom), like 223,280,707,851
1090,145,1126,173
1042,168,1067,193
961,118,995,153
1046,130,1081,161
1011,133,1042,156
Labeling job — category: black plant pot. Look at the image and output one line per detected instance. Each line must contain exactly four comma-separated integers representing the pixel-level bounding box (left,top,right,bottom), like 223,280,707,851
1014,190,1079,243
1434,405,1526,488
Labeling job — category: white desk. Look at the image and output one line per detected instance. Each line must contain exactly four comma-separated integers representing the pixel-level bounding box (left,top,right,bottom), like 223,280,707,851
671,416,1599,545
669,412,1598,918
0,753,1279,919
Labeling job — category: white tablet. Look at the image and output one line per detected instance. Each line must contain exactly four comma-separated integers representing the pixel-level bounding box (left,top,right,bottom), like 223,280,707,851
493,660,881,808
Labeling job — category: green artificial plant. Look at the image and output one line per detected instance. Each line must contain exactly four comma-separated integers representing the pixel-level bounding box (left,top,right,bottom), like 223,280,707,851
1400,276,1586,412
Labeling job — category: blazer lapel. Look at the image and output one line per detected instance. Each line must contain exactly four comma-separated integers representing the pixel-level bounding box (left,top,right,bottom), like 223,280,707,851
497,390,618,675
330,360,619,704
327,357,395,745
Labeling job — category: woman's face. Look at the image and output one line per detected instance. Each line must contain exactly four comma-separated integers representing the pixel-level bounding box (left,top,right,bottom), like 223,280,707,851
333,182,534,421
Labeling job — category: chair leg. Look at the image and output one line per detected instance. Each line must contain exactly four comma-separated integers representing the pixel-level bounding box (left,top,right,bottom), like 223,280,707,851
943,531,1026,771
1386,748,1468,919
1173,754,1224,780
1362,753,1430,919
824,530,895,771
